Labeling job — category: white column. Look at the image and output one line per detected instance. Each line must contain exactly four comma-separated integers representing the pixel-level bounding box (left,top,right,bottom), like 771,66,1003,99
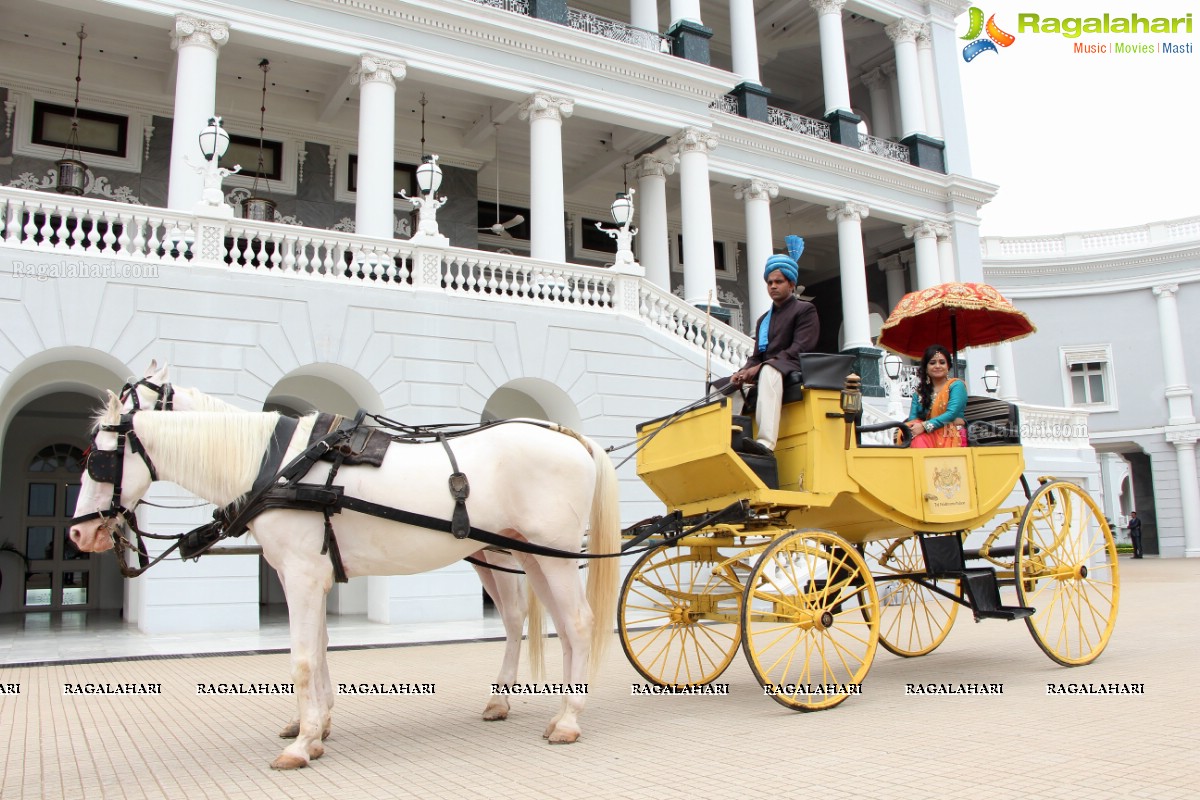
903,221,940,289
933,223,955,282
1152,284,1197,425
877,254,907,310
669,0,702,27
994,341,1019,401
632,154,674,291
631,0,658,32
809,0,853,115
519,92,574,263
916,25,943,138
730,0,762,85
352,55,406,239
829,202,872,350
885,19,927,139
1167,432,1200,557
885,63,903,139
734,178,778,324
861,67,894,140
668,128,719,307
167,15,229,211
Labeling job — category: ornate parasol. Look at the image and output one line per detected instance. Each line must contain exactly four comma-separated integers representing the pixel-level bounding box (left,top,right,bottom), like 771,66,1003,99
877,282,1036,369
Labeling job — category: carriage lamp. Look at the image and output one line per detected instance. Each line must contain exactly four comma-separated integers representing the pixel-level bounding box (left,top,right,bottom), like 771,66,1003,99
402,154,449,243
883,353,903,381
595,189,641,274
841,373,862,449
983,364,1000,395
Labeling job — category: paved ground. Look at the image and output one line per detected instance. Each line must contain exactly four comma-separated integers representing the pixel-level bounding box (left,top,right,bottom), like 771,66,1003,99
1,557,1196,800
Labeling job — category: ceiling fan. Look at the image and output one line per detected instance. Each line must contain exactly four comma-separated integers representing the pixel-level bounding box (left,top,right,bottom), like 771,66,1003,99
479,119,524,238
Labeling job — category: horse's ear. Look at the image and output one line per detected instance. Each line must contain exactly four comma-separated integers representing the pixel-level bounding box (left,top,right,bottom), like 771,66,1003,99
151,360,169,382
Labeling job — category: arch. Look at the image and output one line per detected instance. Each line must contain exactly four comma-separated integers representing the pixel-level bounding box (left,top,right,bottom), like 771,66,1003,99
481,378,582,429
0,348,130,485
265,363,384,416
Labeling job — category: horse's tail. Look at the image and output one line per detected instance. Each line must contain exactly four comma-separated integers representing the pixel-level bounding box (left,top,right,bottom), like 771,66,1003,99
526,584,545,681
583,435,621,680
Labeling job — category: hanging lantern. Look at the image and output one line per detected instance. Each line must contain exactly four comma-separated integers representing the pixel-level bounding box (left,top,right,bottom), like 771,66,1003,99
55,25,90,196
241,58,277,222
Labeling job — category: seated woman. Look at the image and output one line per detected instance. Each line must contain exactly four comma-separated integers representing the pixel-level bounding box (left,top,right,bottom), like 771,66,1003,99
904,344,967,448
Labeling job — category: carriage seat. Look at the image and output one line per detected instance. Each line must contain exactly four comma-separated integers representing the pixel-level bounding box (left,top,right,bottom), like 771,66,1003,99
745,353,857,409
962,396,1021,446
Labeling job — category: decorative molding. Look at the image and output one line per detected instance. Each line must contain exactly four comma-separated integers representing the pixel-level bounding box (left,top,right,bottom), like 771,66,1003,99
903,220,938,240
1165,427,1200,445
885,19,924,45
828,201,870,224
667,126,718,156
143,125,155,161
5,169,143,204
3,100,15,140
808,0,848,16
352,54,407,87
629,153,675,180
297,147,307,184
1152,283,1180,299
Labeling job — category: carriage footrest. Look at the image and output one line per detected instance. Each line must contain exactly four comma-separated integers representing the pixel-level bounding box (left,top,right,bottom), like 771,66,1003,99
961,569,1033,621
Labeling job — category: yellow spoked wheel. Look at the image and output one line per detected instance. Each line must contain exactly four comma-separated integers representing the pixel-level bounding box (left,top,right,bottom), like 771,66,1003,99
1016,481,1120,666
741,530,878,711
618,545,742,687
863,537,960,658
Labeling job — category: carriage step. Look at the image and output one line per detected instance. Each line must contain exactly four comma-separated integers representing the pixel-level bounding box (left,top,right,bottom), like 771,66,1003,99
731,414,779,489
960,569,1034,621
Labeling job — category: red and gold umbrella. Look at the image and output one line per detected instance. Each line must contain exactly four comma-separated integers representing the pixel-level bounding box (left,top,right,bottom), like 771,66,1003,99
877,282,1036,363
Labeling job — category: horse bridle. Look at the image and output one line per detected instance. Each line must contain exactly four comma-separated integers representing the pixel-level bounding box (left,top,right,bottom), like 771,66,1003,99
69,412,164,575
120,377,174,411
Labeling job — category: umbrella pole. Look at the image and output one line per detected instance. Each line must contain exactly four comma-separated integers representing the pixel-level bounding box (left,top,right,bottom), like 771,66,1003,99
951,313,959,377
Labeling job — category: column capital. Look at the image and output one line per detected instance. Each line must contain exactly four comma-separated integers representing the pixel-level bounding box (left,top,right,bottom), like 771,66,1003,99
629,153,675,180
352,54,406,87
877,254,904,272
519,92,574,123
733,178,778,202
862,67,890,92
885,19,923,45
1153,283,1180,299
827,201,870,223
668,127,718,156
808,0,848,16
171,15,230,53
1166,426,1200,445
916,24,934,49
931,222,952,241
904,220,938,240
881,61,897,77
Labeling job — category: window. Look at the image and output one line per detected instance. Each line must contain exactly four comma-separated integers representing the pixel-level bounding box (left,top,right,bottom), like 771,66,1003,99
31,101,129,158
221,134,283,181
1061,345,1116,412
672,234,738,279
346,155,416,197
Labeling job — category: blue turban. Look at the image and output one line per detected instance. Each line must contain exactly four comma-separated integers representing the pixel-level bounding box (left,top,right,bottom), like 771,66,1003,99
764,235,804,285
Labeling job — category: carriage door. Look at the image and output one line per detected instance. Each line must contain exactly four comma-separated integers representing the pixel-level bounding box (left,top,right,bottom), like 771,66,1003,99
22,443,95,610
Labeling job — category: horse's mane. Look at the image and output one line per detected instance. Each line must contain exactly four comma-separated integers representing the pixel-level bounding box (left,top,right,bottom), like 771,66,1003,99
176,386,244,413
94,396,281,507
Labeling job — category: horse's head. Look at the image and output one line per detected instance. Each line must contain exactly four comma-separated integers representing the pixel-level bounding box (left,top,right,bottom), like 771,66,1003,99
120,359,174,413
69,392,157,553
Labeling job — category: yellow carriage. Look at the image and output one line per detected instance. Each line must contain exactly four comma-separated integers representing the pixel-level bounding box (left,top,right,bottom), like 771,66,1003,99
619,352,1119,711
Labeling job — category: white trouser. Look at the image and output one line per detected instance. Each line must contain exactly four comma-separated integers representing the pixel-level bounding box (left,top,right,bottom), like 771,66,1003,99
751,363,784,450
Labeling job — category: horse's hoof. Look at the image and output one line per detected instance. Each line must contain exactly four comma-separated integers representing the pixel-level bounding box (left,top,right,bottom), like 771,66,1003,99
270,753,309,770
547,728,580,745
278,722,300,739
307,741,325,760
482,699,510,721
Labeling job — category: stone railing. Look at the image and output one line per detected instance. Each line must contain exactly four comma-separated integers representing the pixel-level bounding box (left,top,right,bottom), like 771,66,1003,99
981,214,1200,260
766,107,831,141
0,186,751,370
1016,403,1091,449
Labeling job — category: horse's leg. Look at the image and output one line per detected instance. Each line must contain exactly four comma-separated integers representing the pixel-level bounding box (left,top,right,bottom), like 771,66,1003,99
272,560,334,770
475,555,527,721
517,553,592,744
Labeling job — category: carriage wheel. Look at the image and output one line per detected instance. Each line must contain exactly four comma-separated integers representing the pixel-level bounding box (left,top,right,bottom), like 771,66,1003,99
862,537,960,658
618,545,742,687
1016,481,1120,666
741,530,878,711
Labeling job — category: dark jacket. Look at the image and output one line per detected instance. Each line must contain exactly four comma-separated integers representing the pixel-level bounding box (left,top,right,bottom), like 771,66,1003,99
742,296,820,376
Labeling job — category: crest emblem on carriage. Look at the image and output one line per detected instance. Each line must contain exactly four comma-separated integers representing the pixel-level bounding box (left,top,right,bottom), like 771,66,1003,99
932,466,963,500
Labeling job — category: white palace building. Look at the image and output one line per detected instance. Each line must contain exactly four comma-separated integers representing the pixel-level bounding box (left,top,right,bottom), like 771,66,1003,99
0,0,1182,636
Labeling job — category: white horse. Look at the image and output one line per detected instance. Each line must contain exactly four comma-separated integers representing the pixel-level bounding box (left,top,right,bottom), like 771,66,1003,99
72,394,620,769
121,361,543,728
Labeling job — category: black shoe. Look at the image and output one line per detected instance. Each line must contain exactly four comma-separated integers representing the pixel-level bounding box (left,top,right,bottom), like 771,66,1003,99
740,440,774,458
1133,555,1143,559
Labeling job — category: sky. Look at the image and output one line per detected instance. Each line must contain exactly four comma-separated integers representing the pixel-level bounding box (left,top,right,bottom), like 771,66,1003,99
956,0,1200,236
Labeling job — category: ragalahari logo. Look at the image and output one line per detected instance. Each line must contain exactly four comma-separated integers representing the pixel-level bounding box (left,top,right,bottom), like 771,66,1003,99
961,7,1016,61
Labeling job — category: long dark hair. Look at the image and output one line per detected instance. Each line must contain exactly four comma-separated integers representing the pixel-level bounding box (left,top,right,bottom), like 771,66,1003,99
917,344,953,414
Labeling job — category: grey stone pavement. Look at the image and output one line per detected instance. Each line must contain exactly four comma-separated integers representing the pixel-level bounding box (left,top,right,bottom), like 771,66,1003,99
1,557,1196,800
